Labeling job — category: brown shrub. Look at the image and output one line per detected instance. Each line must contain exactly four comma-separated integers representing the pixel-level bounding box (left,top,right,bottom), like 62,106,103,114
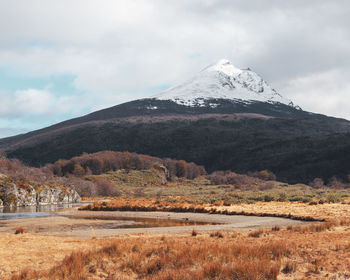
210,231,224,238
271,225,280,231
248,229,264,238
282,261,297,274
15,227,25,234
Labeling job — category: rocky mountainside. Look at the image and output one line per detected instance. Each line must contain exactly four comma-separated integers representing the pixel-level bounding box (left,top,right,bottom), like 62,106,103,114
0,175,80,208
1,59,350,184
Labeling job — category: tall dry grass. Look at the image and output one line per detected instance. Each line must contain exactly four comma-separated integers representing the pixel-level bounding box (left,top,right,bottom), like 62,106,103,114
11,235,291,280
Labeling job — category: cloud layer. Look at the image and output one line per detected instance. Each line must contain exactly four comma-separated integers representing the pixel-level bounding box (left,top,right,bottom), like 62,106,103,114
0,0,349,136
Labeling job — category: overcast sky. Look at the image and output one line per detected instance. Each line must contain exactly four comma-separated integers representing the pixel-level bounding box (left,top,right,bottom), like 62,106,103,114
0,0,349,137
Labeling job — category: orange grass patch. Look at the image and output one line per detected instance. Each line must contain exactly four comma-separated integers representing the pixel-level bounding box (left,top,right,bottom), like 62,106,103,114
80,197,350,221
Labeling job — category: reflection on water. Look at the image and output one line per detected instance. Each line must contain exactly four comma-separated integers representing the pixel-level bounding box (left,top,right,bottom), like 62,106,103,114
0,203,85,220
71,215,220,229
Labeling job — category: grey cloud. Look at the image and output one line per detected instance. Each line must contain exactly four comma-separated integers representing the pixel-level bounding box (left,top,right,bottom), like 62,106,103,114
0,0,350,137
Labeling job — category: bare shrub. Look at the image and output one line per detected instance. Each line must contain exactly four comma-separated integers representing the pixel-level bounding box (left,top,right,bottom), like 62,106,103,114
208,170,262,187
94,178,121,197
310,178,324,189
327,177,345,189
60,176,98,197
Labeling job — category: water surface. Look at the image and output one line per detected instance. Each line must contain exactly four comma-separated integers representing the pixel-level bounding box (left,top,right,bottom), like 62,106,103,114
0,203,85,220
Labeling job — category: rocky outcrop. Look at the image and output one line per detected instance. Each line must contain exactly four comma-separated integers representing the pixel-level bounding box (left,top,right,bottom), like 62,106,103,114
0,177,80,208
37,186,81,205
151,164,169,185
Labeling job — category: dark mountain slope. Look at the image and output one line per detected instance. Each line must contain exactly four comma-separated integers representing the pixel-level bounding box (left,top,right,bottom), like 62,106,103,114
3,114,350,184
0,98,315,148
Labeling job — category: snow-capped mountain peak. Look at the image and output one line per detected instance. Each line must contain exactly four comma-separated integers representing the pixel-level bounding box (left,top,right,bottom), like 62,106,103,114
152,59,297,108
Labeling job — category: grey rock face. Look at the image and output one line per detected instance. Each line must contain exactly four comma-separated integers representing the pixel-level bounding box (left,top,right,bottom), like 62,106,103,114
36,186,81,205
0,183,36,207
36,186,80,205
0,177,80,207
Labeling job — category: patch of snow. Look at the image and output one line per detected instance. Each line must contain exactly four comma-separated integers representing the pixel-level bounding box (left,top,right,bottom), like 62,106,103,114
208,102,219,108
146,105,158,110
152,59,298,108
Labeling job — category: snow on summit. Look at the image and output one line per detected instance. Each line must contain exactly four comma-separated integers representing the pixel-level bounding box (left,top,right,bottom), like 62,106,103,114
153,59,296,108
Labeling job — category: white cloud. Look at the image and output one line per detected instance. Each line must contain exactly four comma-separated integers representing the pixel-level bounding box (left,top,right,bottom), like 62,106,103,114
0,0,350,137
0,89,56,117
280,69,350,119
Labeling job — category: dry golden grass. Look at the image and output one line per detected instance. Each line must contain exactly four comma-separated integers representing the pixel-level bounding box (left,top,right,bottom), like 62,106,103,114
9,225,350,280
0,234,103,279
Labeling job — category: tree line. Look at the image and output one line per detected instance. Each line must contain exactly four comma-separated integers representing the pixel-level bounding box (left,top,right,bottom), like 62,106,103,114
46,151,206,180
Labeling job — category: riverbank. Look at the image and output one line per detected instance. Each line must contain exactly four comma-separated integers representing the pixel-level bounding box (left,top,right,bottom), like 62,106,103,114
0,207,304,238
